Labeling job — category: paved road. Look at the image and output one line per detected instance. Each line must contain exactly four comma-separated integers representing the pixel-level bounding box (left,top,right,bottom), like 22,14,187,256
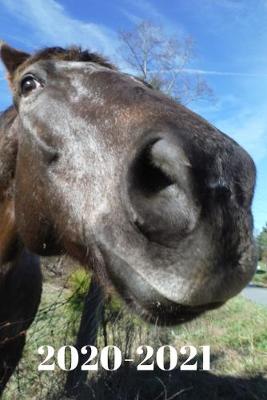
242,285,267,307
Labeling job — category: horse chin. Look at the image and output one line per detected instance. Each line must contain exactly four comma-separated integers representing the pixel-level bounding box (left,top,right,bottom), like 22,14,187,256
105,262,225,325
125,294,224,326
113,276,225,326
91,244,223,325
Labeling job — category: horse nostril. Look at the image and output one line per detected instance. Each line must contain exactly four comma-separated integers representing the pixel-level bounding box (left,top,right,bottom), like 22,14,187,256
126,138,200,246
130,141,174,196
48,150,59,164
209,178,232,200
36,137,59,165
42,147,59,165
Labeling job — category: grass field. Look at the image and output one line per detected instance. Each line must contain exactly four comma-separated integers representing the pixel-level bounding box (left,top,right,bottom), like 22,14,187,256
3,281,267,400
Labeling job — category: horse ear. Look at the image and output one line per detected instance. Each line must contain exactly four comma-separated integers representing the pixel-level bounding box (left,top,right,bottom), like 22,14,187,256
0,42,30,75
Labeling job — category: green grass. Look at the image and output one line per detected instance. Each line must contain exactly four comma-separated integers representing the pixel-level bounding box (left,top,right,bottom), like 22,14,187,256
253,272,267,287
3,283,267,400
173,295,267,376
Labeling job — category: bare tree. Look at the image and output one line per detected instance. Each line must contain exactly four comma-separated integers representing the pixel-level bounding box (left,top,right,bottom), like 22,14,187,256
118,21,213,105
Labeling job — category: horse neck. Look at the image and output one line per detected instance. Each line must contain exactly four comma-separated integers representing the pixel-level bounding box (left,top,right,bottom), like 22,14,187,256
0,197,18,265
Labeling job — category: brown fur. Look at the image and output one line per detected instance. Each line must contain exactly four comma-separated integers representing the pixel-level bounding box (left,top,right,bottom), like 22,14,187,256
0,198,16,265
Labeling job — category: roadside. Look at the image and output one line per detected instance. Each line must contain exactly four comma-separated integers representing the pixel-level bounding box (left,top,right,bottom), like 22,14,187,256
242,285,267,307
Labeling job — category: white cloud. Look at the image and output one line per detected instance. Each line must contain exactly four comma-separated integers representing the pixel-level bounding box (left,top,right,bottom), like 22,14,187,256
123,0,167,22
0,0,119,58
149,67,267,78
122,0,186,37
119,9,143,25
182,68,267,78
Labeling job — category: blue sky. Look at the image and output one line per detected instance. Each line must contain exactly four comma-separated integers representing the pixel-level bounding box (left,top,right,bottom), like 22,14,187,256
0,0,266,232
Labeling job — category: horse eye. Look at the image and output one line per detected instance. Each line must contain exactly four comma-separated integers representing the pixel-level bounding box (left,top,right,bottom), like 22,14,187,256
21,76,41,96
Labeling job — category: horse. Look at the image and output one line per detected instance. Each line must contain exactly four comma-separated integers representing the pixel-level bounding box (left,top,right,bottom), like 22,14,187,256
0,106,42,394
0,42,256,391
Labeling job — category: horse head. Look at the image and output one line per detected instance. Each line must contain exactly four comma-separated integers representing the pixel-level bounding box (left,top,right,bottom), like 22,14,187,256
0,44,256,325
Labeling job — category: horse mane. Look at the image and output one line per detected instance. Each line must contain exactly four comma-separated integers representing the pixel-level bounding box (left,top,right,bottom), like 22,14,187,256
17,46,116,74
